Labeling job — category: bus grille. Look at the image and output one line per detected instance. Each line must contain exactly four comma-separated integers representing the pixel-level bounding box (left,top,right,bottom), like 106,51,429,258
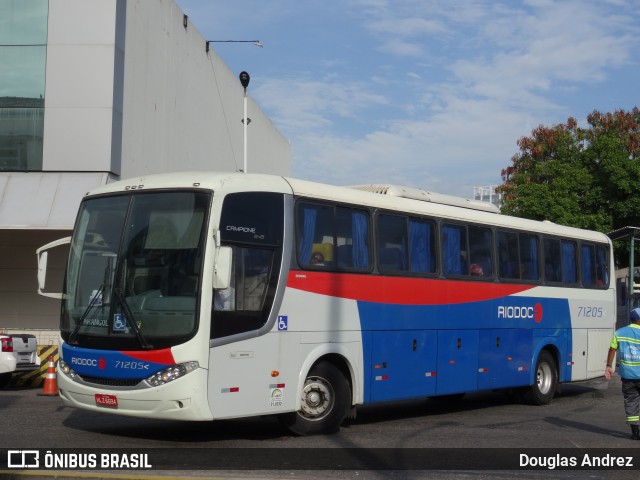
79,375,143,387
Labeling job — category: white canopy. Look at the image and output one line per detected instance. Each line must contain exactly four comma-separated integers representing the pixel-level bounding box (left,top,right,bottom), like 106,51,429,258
0,172,111,229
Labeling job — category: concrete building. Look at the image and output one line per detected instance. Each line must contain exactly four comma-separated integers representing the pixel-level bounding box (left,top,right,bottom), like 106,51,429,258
0,0,291,343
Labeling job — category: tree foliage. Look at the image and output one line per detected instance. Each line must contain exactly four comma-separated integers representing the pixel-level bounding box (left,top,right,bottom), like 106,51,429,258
498,108,640,239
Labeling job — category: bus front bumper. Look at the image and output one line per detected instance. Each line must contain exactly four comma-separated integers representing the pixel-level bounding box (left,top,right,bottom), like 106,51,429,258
57,367,213,421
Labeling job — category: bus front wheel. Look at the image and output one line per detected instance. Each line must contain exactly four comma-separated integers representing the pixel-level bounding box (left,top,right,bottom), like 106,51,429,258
522,350,558,405
279,361,350,435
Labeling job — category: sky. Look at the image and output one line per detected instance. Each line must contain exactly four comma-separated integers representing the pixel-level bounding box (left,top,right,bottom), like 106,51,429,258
176,0,640,198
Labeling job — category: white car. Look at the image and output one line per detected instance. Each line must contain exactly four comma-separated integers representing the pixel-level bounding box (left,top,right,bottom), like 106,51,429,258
0,334,39,389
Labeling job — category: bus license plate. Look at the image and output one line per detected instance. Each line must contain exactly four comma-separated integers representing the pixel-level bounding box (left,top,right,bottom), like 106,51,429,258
95,394,118,408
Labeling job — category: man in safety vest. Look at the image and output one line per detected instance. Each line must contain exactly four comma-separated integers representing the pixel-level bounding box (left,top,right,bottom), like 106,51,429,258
605,307,640,440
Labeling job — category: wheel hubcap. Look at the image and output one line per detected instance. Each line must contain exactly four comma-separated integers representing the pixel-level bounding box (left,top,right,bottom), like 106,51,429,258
537,362,552,394
300,376,333,419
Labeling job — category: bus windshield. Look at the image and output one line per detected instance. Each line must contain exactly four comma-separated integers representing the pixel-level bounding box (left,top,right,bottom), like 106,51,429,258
61,191,211,350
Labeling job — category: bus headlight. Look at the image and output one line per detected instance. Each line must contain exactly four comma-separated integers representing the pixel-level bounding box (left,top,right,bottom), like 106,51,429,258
58,359,77,378
146,361,199,387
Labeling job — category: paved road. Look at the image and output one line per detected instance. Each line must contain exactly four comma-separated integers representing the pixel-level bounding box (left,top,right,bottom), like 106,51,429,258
0,375,639,479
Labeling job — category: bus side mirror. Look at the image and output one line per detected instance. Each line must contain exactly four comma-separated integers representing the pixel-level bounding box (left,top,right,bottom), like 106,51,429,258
37,251,49,291
36,236,71,299
213,246,232,290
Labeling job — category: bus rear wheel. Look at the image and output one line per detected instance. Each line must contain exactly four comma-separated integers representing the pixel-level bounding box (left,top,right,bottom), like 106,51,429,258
522,350,558,405
279,361,350,436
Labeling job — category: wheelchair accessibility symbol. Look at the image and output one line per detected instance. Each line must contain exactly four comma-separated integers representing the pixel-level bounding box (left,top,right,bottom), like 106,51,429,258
113,314,127,332
277,316,288,331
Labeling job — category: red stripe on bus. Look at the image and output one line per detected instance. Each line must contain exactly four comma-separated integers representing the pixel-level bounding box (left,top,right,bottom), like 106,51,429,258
287,271,535,305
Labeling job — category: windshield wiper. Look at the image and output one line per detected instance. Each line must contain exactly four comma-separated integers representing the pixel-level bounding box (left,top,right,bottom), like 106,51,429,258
68,283,106,346
113,287,153,350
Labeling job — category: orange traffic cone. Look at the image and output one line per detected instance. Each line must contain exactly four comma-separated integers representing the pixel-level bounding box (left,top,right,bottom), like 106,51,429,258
39,356,58,396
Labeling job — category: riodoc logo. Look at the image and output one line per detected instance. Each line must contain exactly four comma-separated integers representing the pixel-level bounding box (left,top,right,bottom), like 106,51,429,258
69,357,106,368
70,357,97,366
498,303,543,323
533,303,543,322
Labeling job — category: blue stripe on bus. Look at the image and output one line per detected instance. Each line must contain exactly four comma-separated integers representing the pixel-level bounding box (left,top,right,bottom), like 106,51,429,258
62,343,175,379
357,296,572,402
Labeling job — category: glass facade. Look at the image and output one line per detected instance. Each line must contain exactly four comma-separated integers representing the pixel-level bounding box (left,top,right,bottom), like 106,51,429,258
0,0,48,170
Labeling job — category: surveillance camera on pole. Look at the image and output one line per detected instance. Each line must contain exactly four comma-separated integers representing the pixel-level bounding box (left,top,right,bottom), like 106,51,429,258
239,71,250,91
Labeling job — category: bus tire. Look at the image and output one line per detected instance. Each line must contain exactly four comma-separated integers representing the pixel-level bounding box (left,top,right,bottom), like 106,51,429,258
279,361,350,436
522,350,558,405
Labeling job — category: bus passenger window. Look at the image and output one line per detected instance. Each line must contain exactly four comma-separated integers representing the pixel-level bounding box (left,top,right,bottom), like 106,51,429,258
581,243,608,287
561,240,577,284
498,231,519,280
581,244,597,287
497,230,539,281
596,245,609,286
297,203,334,268
468,226,492,277
336,207,369,270
377,214,407,272
377,214,436,274
408,218,436,274
543,239,561,283
519,234,539,281
296,201,369,271
442,224,466,276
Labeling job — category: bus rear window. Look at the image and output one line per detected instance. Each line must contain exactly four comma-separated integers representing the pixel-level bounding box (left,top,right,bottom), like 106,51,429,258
581,243,609,287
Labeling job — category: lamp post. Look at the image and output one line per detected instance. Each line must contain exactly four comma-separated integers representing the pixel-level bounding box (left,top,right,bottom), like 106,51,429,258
239,71,250,174
205,40,262,173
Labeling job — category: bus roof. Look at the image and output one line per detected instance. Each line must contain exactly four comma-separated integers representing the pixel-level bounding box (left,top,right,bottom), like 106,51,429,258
283,176,608,243
85,172,610,244
348,184,500,214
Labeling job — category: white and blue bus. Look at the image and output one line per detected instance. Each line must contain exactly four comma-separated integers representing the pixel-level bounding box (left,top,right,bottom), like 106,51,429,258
37,172,616,435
